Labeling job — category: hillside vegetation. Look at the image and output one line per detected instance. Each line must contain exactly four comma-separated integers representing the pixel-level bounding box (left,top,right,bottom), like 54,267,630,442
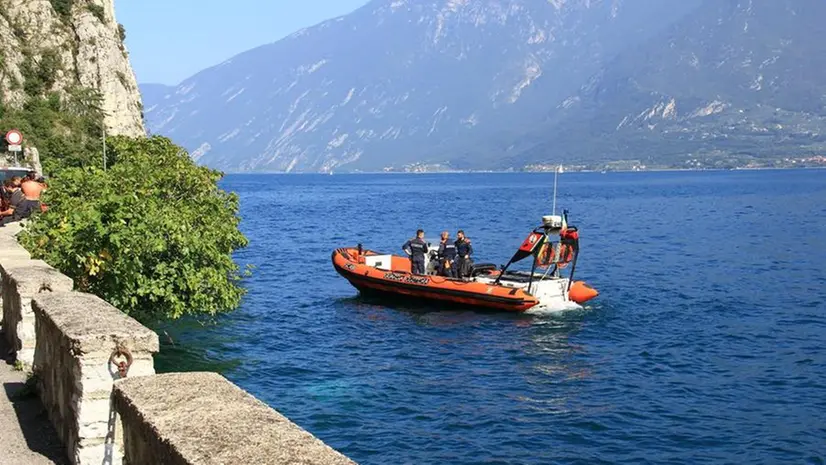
2,0,249,323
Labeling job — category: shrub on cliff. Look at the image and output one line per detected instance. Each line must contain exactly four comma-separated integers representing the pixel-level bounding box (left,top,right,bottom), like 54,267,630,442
0,88,107,174
19,135,249,323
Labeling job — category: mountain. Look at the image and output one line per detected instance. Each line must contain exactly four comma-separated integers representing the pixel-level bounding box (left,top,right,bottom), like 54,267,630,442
142,0,825,172
139,83,173,110
511,0,826,170
142,0,700,172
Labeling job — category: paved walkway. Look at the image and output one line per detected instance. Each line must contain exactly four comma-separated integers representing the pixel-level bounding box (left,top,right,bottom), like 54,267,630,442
0,331,68,464
0,220,67,463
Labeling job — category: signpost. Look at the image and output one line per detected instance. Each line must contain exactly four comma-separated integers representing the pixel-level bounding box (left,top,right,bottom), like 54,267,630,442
4,129,24,164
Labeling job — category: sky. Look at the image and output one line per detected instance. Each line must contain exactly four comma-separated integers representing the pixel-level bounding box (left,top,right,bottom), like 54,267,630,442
117,0,370,86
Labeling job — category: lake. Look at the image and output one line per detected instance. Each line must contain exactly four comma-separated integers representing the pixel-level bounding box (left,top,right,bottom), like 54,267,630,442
157,169,826,465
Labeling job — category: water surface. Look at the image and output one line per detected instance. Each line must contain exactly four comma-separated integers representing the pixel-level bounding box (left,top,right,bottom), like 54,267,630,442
158,170,826,464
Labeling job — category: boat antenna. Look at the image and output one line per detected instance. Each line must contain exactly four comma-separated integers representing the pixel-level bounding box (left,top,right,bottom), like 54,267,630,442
552,164,561,216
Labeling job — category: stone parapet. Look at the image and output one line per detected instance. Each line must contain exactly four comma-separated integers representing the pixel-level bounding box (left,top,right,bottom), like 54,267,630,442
0,234,31,259
0,233,31,331
33,292,159,465
113,372,357,465
1,256,74,365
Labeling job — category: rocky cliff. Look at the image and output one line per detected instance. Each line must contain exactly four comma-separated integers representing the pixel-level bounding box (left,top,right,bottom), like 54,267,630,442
0,0,144,137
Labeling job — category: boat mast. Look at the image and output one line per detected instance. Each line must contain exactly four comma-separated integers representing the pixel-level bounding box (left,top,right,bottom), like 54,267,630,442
550,164,563,279
552,164,561,216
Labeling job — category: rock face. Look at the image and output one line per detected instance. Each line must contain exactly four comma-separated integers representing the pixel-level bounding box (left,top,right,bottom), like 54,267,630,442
0,0,144,137
143,0,826,172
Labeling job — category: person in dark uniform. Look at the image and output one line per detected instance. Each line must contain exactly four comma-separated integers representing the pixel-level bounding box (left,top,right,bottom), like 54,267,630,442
437,231,457,277
403,229,429,275
455,230,473,279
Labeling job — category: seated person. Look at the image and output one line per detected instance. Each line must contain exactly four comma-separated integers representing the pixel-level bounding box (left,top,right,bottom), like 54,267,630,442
0,177,23,218
0,176,43,226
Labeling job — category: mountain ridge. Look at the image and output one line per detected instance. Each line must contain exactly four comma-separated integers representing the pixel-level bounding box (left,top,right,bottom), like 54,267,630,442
510,0,826,170
142,0,826,172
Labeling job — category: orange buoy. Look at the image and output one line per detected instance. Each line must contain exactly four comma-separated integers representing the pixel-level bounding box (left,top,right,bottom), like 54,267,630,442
569,281,598,304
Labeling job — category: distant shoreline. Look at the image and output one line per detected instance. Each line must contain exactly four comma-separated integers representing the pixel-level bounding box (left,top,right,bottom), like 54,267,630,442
221,166,826,175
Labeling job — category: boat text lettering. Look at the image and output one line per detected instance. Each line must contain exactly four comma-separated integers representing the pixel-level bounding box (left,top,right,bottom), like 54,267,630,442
384,272,429,285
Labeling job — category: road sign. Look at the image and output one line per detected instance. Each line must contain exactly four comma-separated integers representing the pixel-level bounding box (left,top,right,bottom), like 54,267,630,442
5,130,23,145
8,144,22,152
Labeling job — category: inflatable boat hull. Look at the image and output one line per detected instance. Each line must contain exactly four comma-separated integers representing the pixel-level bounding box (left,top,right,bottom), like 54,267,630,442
332,248,540,312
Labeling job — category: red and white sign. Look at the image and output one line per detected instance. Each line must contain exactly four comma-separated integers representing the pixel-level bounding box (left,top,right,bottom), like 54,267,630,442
5,130,23,145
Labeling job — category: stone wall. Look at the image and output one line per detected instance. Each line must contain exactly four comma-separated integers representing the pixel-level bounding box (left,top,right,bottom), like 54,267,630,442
0,224,357,464
113,372,357,465
33,292,158,464
0,224,74,366
0,232,30,311
2,259,74,365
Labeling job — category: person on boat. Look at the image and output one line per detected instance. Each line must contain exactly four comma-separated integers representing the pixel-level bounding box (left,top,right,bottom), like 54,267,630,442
455,230,473,279
402,229,429,275
436,231,457,277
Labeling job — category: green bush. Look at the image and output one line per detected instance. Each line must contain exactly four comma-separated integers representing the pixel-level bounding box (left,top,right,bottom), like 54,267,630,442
49,0,74,20
19,136,249,323
117,24,127,54
0,87,106,173
86,3,105,22
21,48,63,97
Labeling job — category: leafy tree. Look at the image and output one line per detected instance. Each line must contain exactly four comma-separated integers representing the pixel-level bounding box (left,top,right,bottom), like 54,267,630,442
19,136,249,323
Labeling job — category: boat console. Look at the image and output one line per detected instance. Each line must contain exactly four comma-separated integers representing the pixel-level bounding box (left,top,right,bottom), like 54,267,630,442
364,254,392,270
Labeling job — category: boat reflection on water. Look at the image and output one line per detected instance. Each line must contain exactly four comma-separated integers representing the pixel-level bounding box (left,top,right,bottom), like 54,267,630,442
334,291,602,420
515,314,599,416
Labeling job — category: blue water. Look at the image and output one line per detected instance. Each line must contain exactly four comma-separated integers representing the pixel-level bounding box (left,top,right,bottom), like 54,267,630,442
157,170,826,464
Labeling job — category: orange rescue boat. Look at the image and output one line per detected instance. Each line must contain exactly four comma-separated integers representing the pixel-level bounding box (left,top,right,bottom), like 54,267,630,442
332,211,598,312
